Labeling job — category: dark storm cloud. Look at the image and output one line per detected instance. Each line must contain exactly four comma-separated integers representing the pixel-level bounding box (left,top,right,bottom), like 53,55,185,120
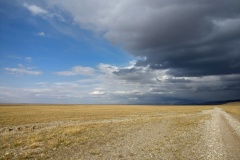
102,0,240,77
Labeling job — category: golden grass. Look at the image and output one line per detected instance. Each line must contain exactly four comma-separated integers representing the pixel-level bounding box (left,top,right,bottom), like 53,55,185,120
0,121,144,159
1,124,102,159
219,102,240,119
0,104,217,159
0,104,214,126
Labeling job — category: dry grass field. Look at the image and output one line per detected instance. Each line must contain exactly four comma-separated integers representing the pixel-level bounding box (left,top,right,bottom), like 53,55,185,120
0,103,239,159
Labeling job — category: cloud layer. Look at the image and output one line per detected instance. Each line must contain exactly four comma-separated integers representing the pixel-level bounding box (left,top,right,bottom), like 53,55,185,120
1,61,240,104
4,64,42,76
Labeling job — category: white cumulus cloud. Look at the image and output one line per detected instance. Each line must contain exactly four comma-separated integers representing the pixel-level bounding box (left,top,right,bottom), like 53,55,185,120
55,66,95,76
23,3,48,16
90,91,105,95
23,3,65,22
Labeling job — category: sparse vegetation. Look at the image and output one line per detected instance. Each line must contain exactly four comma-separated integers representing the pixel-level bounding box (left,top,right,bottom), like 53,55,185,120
220,102,240,119
0,104,239,159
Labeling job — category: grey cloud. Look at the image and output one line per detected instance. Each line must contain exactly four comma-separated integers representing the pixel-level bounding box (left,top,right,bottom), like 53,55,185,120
113,67,155,83
158,77,191,83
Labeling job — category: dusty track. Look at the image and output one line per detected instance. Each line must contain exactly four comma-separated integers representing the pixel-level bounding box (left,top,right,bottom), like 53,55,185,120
201,108,240,160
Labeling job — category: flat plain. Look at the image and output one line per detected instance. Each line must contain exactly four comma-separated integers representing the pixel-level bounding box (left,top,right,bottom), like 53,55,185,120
0,103,240,159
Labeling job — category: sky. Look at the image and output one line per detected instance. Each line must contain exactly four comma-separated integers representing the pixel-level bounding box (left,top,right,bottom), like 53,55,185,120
0,0,240,104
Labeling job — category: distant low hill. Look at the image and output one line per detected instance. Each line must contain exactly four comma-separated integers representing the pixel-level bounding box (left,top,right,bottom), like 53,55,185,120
199,99,240,105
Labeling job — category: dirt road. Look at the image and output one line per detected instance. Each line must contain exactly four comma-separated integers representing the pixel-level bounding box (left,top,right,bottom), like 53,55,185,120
201,108,240,160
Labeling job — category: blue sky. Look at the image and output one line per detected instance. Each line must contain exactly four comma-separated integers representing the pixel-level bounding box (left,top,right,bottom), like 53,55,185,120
1,1,240,104
0,1,133,103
